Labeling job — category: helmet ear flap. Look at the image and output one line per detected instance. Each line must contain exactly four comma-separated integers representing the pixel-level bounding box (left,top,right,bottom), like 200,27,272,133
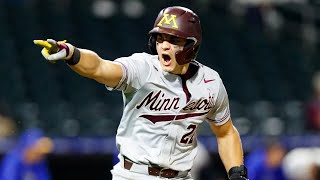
175,39,197,65
148,34,157,55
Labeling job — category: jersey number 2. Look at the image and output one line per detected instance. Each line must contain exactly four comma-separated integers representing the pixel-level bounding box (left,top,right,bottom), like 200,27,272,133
180,124,197,144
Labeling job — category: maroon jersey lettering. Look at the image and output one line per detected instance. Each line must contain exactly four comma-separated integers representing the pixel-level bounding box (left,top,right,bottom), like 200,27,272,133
136,90,180,111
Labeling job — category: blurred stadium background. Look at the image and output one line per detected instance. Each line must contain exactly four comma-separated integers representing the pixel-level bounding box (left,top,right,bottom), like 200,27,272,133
0,0,319,179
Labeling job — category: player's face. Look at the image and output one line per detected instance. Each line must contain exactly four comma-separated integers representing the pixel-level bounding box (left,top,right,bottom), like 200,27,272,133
156,34,188,74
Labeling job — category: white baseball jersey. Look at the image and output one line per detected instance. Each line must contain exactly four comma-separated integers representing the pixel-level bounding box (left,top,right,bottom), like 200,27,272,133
106,52,230,172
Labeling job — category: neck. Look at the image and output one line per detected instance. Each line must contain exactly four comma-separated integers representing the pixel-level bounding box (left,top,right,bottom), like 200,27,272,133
179,63,198,80
180,63,190,75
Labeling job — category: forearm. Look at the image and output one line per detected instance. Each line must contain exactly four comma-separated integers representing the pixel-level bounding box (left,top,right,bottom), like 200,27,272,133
66,48,122,87
67,48,102,79
216,125,244,172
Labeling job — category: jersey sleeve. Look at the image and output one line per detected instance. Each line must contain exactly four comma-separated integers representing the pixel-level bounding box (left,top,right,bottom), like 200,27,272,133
206,78,231,126
105,53,151,93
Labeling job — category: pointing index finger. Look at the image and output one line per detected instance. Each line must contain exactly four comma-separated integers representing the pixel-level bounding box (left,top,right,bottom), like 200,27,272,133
33,40,52,49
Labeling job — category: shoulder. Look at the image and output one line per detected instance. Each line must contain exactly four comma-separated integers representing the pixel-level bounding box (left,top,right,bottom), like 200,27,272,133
127,52,157,62
195,61,222,80
116,52,157,66
134,52,159,66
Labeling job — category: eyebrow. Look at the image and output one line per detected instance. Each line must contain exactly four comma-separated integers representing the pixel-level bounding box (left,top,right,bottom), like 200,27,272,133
159,34,182,41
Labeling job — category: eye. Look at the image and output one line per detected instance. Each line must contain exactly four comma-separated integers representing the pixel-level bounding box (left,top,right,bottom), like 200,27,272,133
156,35,164,43
171,38,181,44
170,38,186,45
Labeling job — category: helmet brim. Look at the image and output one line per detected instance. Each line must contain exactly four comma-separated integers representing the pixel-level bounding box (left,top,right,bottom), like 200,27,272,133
148,26,189,40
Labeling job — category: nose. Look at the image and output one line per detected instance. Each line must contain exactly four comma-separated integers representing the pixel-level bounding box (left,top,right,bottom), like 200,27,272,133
161,40,171,50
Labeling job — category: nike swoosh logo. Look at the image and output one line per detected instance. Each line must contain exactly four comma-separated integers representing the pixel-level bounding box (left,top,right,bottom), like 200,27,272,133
204,79,215,83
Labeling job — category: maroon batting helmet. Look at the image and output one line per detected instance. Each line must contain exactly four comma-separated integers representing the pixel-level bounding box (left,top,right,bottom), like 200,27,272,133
148,6,202,65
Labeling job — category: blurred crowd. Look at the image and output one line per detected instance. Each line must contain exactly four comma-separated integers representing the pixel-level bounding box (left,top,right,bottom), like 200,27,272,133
305,71,320,132
0,0,319,180
0,127,53,180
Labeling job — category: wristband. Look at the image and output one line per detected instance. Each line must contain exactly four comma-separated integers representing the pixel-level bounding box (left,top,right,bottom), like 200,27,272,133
228,165,248,179
65,48,81,65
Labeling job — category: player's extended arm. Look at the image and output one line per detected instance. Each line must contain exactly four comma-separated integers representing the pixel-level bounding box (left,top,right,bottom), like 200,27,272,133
211,120,248,180
34,39,123,88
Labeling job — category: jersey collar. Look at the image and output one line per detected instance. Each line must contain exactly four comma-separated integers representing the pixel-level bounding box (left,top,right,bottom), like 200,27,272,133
160,60,204,84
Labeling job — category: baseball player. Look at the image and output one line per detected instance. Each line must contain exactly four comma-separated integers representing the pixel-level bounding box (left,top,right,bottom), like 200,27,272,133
34,6,247,180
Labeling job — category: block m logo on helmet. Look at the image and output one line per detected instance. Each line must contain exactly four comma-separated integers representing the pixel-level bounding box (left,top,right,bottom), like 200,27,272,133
157,14,179,29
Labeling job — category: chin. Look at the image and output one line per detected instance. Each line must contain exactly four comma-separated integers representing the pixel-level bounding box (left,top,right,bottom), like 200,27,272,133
162,64,177,73
162,67,173,73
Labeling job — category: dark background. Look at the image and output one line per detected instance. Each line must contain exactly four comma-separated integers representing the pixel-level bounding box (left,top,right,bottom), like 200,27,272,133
0,0,320,179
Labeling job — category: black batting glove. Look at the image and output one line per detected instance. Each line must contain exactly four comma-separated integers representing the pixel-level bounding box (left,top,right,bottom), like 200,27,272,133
228,165,248,180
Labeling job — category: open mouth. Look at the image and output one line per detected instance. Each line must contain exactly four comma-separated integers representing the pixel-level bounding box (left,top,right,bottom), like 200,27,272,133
162,54,171,62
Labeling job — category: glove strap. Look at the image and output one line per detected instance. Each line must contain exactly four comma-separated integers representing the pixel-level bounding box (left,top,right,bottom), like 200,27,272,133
65,48,81,65
228,165,248,179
